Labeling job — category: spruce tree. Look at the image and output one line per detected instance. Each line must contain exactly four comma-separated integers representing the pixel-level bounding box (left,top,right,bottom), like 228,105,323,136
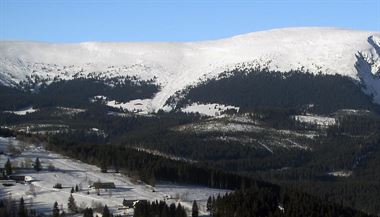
53,201,60,217
4,158,12,175
75,184,79,192
18,197,27,217
206,196,212,211
161,206,169,217
83,207,93,217
175,203,186,217
210,196,216,216
102,205,111,217
100,161,107,173
192,200,199,217
67,194,77,213
169,203,176,217
34,157,41,172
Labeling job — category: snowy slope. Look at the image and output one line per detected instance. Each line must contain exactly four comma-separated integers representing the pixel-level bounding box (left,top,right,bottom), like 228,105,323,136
0,137,229,216
1,27,379,112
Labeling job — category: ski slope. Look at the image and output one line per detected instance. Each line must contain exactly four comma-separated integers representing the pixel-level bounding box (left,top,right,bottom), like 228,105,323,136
1,27,379,112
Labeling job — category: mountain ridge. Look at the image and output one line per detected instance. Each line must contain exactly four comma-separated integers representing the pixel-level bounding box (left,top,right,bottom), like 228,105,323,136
1,27,379,112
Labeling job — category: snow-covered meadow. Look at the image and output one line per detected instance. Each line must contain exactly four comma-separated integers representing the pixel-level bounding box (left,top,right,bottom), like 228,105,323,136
0,137,230,216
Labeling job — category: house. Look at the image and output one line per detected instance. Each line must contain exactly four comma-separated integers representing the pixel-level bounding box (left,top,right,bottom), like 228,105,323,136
123,199,136,208
9,175,26,183
92,182,116,189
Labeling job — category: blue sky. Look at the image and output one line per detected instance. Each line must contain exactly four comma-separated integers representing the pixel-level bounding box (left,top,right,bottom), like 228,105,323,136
0,0,379,42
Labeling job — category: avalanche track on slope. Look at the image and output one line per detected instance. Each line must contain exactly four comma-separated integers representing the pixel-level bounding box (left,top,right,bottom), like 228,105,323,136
1,27,379,112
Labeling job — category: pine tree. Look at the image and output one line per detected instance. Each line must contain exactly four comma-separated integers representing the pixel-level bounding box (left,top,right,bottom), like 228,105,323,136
67,194,77,213
113,159,120,173
175,203,186,217
192,200,199,217
4,158,12,175
149,173,156,187
161,205,169,217
206,196,212,211
180,206,187,217
18,197,27,217
34,157,41,172
83,207,93,217
53,201,60,217
169,203,176,217
210,196,216,216
71,187,74,193
100,161,107,173
75,184,79,192
102,205,111,217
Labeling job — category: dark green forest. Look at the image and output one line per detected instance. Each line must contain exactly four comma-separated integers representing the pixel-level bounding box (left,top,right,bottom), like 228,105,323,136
209,188,372,217
176,70,378,114
0,78,158,110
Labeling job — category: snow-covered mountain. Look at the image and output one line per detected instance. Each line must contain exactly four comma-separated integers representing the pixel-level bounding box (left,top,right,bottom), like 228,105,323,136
1,27,379,112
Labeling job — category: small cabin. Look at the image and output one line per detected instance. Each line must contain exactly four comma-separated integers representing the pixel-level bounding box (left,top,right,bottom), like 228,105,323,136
92,182,116,189
9,175,26,182
123,199,136,208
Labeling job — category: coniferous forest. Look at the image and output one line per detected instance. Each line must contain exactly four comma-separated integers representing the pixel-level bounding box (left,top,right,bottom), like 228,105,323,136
177,70,379,114
1,70,380,216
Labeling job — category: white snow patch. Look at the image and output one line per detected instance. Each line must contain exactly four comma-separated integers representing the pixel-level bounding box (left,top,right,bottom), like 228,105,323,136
278,204,285,212
176,120,262,133
222,115,256,124
210,135,311,152
134,147,197,164
4,106,38,116
7,124,70,134
328,170,352,177
294,115,336,127
90,95,154,114
55,107,86,115
91,95,108,102
181,103,239,116
91,128,99,132
107,111,132,118
257,141,274,154
106,99,153,114
338,109,370,114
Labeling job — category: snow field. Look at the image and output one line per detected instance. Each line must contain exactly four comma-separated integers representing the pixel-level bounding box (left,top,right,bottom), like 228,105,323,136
0,137,230,216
